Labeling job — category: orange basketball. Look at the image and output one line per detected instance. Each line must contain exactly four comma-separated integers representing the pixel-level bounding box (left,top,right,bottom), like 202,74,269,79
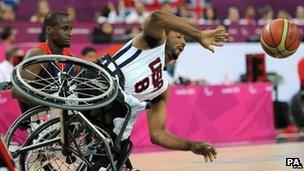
260,18,301,58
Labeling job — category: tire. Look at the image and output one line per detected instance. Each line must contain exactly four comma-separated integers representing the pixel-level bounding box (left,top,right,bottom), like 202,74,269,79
18,115,115,171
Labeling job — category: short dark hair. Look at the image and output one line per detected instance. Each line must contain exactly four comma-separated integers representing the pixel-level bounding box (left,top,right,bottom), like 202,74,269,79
43,11,69,29
0,26,13,40
5,46,20,60
81,47,96,56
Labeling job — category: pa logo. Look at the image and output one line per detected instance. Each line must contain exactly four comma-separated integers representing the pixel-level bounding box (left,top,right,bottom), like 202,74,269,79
286,158,303,169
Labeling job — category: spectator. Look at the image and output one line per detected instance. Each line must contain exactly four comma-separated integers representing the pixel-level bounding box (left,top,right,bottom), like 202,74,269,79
2,0,19,9
217,24,232,42
160,1,173,13
91,22,113,43
0,26,15,45
290,56,304,128
175,5,196,25
293,5,304,25
276,10,292,20
0,46,24,82
198,3,220,25
30,0,50,23
81,46,97,62
125,2,149,24
0,5,16,21
240,6,256,25
97,2,119,24
66,6,77,23
122,26,141,41
257,6,273,25
223,7,240,25
298,57,304,90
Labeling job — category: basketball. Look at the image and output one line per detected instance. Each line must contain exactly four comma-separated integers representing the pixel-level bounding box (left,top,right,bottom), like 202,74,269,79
260,18,301,58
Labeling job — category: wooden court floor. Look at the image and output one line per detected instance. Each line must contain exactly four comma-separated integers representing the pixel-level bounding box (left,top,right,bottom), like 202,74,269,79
130,142,304,171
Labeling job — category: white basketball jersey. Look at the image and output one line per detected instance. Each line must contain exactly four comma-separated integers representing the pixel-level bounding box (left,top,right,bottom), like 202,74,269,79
111,39,168,101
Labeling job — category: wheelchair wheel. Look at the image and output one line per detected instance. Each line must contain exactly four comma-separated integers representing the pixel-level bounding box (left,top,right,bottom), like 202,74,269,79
12,55,118,110
4,106,60,157
18,114,115,171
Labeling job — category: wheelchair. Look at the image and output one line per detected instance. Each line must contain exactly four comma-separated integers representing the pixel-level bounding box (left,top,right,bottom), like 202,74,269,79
2,55,135,171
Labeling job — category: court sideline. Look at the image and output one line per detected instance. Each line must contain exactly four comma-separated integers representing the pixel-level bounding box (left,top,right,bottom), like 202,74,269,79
130,142,304,171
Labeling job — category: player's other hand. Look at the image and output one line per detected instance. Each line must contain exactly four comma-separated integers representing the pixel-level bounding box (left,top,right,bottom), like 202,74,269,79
200,28,228,53
190,141,217,162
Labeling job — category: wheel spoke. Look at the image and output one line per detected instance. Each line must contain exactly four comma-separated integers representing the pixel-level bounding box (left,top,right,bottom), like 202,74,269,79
69,68,87,86
50,62,64,74
39,81,59,92
24,77,59,84
71,76,110,89
72,91,96,98
70,76,109,84
66,64,75,75
72,79,107,92
73,87,107,91
16,55,116,110
40,64,60,86
49,153,65,170
24,69,53,85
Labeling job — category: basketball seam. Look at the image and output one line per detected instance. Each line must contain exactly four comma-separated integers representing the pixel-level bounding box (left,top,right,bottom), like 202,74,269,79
269,20,283,58
261,41,275,56
286,28,299,51
261,36,279,57
279,20,289,58
261,25,276,48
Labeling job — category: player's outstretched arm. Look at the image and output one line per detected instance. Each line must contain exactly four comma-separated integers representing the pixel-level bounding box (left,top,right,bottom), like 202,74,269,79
143,10,228,52
147,89,217,162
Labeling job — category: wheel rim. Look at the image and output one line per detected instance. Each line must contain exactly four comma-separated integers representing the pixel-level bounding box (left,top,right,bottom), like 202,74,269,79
12,55,118,110
19,118,113,170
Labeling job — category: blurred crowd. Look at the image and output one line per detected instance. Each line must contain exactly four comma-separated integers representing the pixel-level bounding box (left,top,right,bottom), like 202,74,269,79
0,0,303,44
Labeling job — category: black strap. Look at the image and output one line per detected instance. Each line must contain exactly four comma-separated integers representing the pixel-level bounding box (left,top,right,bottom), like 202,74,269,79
118,49,142,68
94,55,125,89
113,44,132,60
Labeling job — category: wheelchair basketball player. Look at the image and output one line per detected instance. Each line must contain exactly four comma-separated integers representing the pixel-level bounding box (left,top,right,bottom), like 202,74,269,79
11,10,228,169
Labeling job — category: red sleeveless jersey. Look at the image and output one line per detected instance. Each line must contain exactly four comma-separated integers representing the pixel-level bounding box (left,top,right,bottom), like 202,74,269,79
36,42,73,56
35,43,74,70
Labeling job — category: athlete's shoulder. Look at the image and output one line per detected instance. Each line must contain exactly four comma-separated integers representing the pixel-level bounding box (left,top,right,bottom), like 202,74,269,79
24,47,47,59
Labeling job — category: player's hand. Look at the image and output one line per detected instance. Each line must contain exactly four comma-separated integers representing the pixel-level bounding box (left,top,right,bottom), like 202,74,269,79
190,142,217,162
200,28,228,53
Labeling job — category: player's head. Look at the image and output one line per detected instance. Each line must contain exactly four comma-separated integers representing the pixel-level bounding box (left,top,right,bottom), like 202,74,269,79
5,46,24,66
0,26,15,43
43,11,72,47
165,31,186,61
81,46,97,61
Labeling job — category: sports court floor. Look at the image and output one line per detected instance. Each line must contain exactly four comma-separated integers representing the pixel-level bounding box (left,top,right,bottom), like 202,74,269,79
130,133,304,171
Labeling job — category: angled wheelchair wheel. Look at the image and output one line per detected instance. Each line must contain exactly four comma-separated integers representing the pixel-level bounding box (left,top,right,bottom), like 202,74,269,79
11,55,118,110
4,106,60,158
18,114,116,171
18,117,63,171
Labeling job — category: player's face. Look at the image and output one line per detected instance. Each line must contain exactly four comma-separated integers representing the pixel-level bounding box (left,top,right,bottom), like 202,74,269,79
83,51,97,61
50,16,73,47
166,32,186,61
